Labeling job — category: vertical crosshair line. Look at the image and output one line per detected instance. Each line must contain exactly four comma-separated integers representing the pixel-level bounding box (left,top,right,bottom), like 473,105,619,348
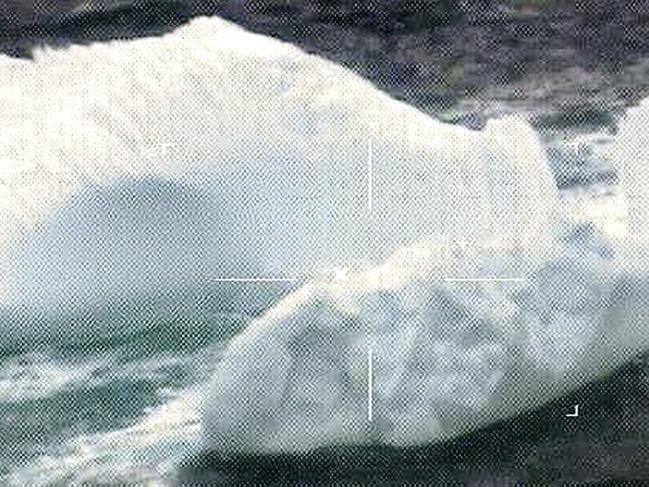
366,138,375,422
368,347,373,422
367,138,373,214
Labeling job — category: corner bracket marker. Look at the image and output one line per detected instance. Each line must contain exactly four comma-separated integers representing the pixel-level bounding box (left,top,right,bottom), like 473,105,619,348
566,404,579,417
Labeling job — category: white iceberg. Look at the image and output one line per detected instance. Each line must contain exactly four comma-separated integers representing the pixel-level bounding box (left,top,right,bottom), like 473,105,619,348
0,16,554,339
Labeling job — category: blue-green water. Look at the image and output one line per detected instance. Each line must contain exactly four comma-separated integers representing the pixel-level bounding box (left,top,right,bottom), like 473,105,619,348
0,313,248,484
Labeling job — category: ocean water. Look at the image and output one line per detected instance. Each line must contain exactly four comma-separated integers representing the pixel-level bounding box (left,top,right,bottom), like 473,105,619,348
2,306,282,484
1,14,649,486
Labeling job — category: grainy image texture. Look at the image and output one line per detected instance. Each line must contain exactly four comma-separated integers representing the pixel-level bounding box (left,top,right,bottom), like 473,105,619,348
0,1,648,485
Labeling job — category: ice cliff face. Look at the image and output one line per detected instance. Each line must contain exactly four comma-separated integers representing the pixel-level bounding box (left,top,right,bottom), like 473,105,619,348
202,225,649,452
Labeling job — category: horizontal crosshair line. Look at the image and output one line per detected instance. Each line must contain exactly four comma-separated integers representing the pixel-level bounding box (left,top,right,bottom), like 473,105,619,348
212,277,526,283
443,277,527,283
211,277,302,283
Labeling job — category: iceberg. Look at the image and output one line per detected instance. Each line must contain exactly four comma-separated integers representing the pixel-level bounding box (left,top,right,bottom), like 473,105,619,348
0,16,555,339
